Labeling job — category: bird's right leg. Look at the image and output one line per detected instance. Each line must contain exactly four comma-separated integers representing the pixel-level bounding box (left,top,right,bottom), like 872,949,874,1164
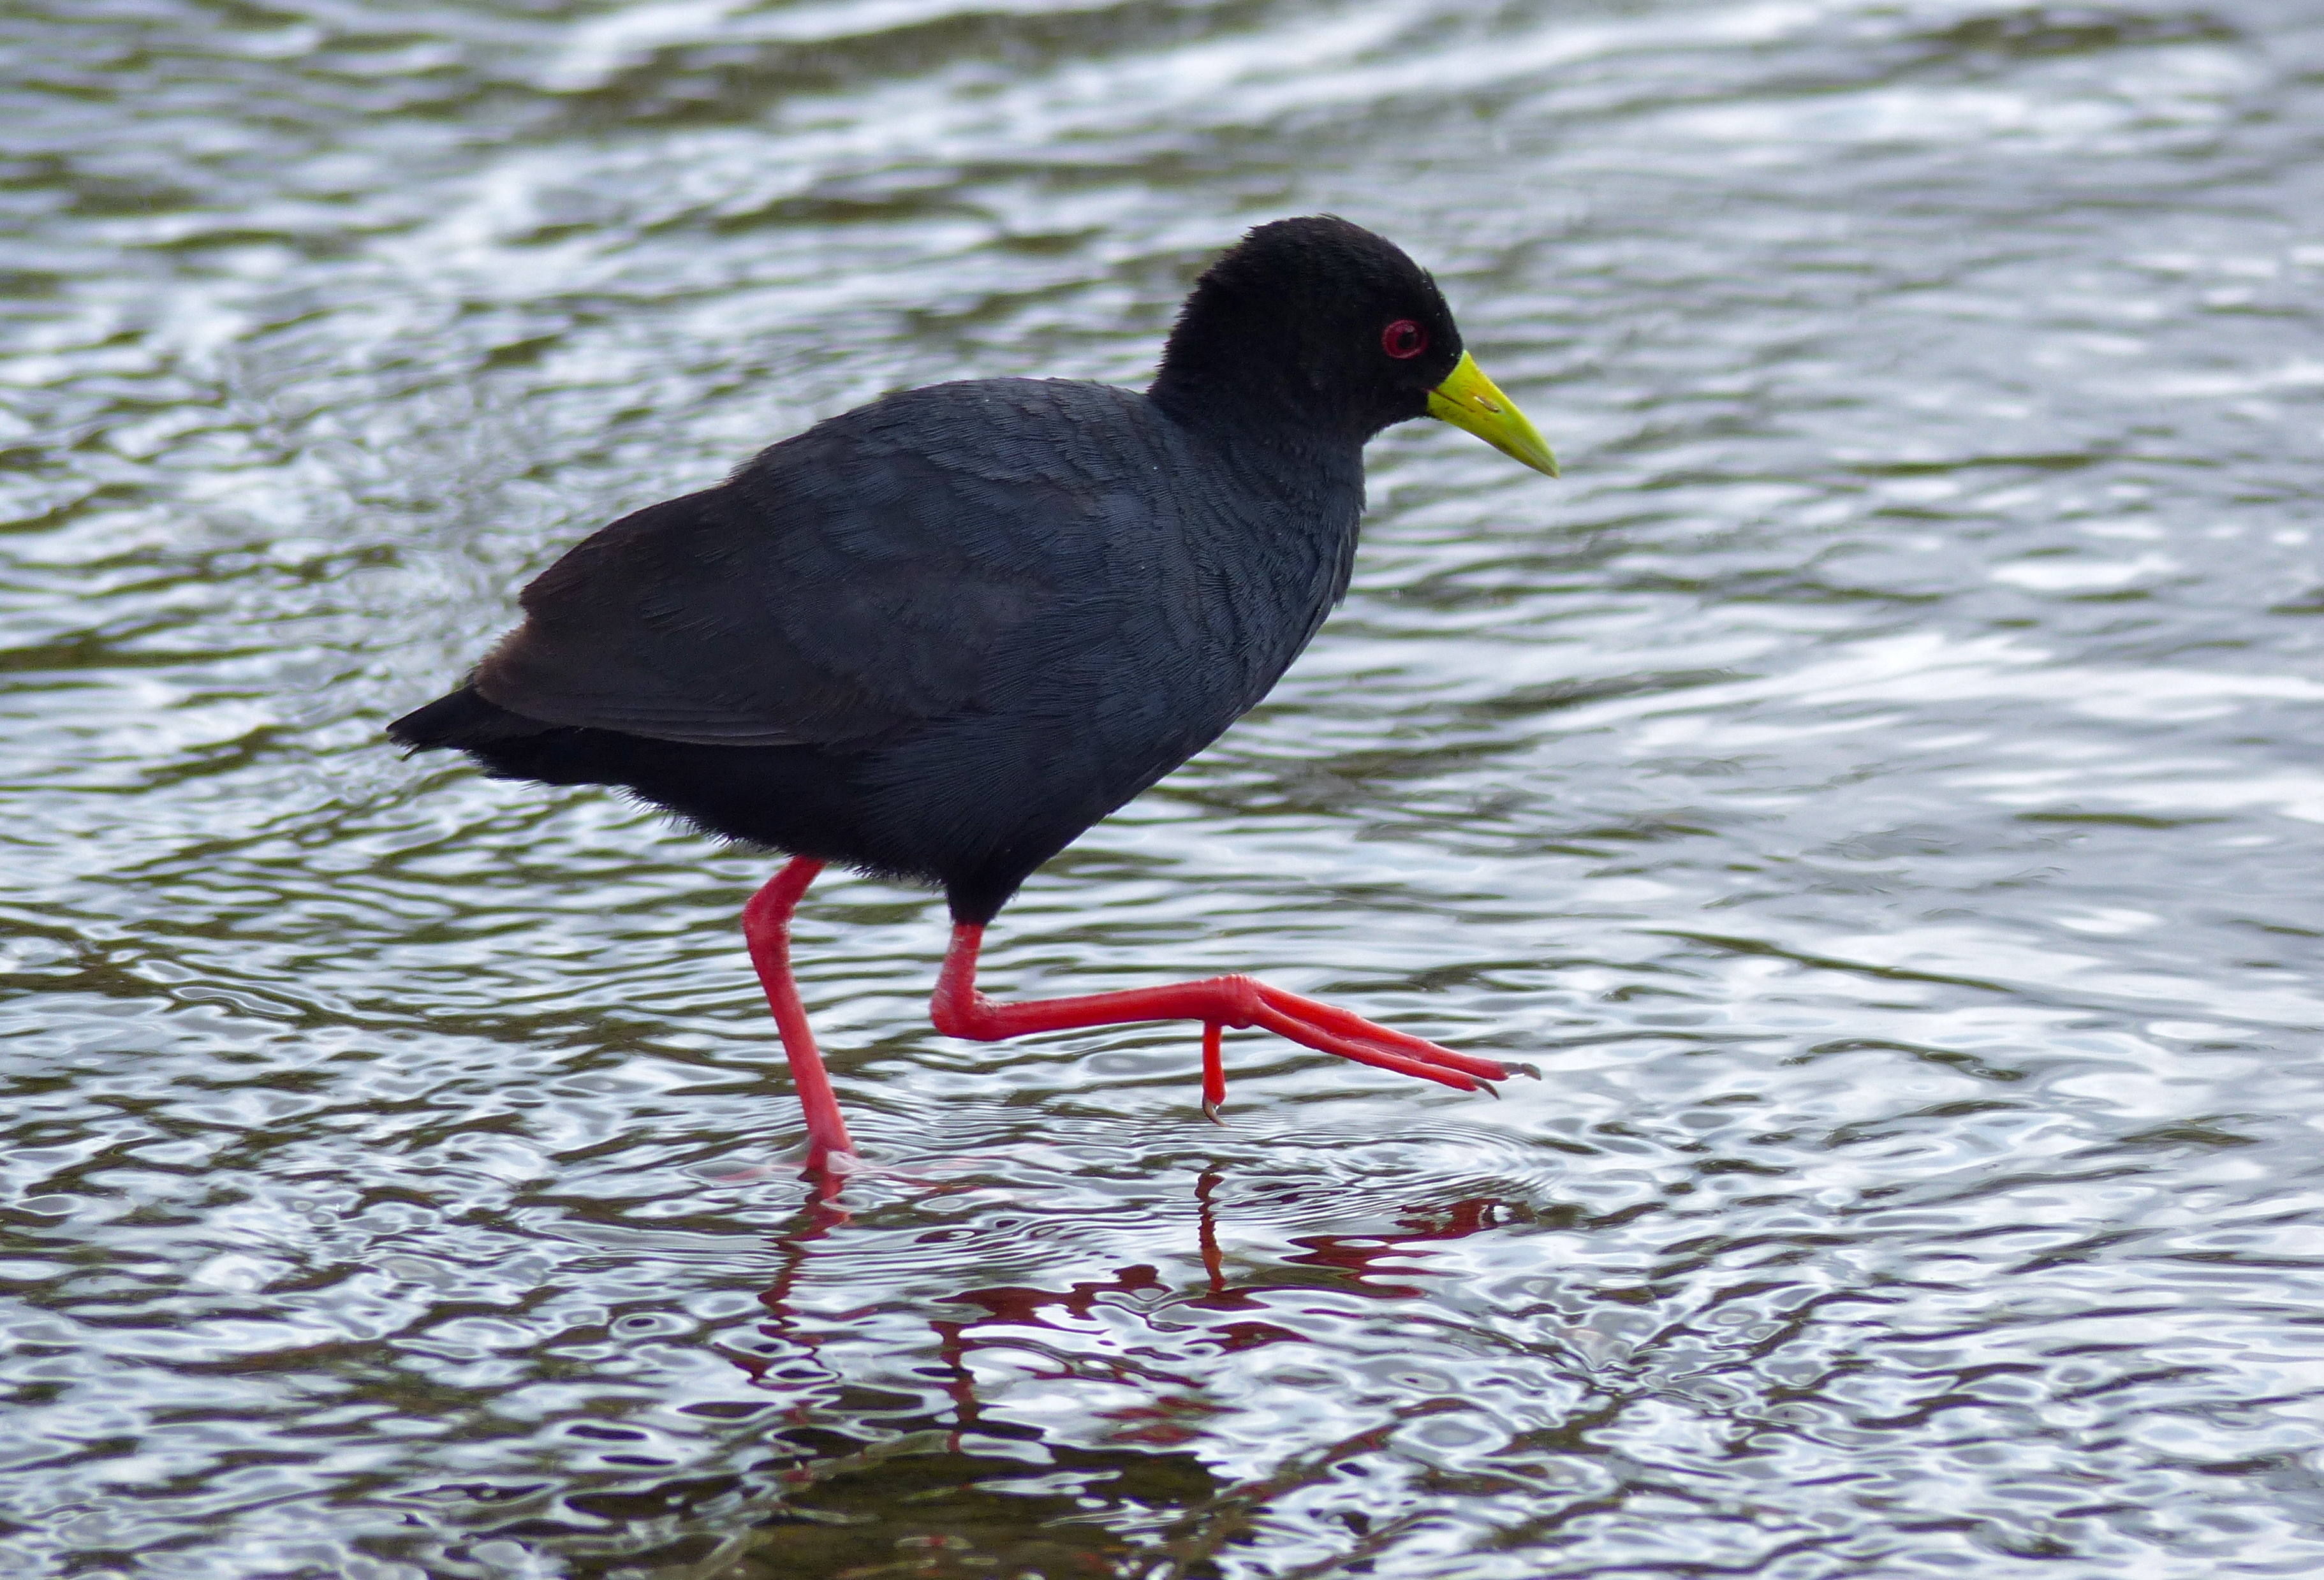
741,857,857,1172
930,923,1509,1115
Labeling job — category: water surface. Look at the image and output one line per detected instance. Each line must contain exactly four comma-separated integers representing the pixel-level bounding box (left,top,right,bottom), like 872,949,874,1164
5,0,2324,1574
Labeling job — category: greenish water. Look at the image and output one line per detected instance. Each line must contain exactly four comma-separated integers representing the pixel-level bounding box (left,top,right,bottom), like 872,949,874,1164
5,1,2324,1576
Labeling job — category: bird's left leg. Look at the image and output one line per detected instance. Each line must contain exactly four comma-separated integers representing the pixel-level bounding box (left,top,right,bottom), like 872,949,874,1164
740,857,857,1172
930,923,1508,1116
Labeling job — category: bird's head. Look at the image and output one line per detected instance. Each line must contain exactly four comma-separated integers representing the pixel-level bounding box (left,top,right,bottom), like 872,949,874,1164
1152,215,1557,477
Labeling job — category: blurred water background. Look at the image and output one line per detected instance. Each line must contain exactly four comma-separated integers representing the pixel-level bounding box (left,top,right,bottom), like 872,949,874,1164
4,0,2323,1575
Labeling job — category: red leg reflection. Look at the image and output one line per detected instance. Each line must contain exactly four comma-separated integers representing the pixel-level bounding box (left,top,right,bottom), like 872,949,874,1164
740,857,856,1172
930,923,1509,1109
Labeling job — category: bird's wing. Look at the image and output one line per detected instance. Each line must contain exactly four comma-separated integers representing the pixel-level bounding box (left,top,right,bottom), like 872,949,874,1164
471,380,1159,749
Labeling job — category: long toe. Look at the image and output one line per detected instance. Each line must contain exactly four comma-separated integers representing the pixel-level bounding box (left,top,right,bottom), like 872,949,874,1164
1249,1000,1492,1093
1255,984,1509,1083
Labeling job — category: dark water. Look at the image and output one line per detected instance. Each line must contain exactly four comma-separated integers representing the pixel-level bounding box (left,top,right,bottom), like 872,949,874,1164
6,0,2324,1574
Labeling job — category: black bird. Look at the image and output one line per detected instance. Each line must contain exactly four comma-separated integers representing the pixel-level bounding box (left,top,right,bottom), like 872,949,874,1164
390,216,1559,1173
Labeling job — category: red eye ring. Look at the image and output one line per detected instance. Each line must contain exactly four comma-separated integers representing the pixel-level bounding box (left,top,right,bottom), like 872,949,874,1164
1381,319,1428,360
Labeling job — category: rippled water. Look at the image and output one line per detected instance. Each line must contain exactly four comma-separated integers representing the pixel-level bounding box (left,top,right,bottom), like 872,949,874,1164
6,0,2324,1574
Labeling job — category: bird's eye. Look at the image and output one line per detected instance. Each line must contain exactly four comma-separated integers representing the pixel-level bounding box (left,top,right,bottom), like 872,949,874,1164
1381,319,1428,360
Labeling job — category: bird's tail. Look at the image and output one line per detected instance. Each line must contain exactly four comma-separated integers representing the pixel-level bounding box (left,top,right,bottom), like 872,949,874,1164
386,684,644,790
386,684,548,752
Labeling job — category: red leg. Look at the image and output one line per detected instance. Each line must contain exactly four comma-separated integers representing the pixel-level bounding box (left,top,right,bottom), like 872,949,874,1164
741,858,856,1172
930,924,1509,1107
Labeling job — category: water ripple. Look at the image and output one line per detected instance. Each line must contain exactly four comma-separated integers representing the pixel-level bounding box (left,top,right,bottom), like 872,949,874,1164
6,0,2324,1574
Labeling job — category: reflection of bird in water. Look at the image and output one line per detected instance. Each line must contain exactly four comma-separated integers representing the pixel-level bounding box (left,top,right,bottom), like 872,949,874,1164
388,217,1557,1175
721,1170,1532,1575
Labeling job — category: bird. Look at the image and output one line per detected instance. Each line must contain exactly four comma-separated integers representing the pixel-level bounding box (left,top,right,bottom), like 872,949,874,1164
388,215,1559,1174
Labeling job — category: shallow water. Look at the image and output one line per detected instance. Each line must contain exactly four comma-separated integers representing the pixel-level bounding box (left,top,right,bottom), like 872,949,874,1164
6,0,2324,1575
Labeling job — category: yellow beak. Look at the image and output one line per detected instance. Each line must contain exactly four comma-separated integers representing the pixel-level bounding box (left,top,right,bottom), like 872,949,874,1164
1426,351,1559,478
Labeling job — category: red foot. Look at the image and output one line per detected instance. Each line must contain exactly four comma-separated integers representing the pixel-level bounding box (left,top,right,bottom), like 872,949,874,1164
931,923,1508,1116
741,858,855,1173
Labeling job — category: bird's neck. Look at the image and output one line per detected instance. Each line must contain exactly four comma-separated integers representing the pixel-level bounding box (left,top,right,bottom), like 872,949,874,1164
1146,371,1371,477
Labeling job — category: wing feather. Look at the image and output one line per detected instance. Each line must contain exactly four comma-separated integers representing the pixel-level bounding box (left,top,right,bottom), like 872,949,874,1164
473,380,1148,749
